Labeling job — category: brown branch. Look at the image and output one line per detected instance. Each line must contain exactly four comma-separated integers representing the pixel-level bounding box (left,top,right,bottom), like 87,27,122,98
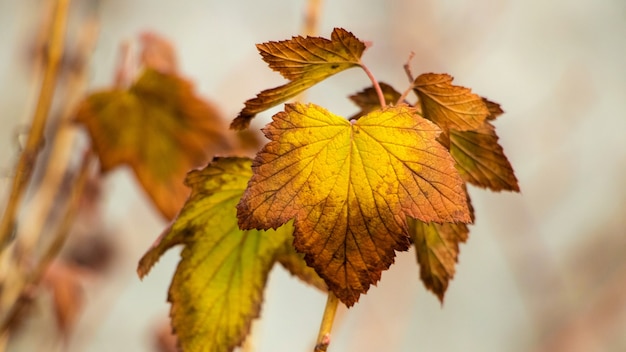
0,151,95,335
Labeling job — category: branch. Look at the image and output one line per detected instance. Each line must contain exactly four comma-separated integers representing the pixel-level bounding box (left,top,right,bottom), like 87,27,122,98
0,151,94,335
0,0,71,249
314,292,339,352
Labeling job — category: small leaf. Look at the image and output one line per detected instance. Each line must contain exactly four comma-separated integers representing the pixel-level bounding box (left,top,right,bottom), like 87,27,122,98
413,73,489,131
450,122,520,192
349,82,402,119
231,28,367,130
237,103,471,306
138,157,292,352
409,219,469,303
75,68,230,219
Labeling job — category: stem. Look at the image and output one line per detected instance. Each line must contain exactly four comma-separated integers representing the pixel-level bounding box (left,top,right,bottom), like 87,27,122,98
0,151,94,335
403,51,416,83
0,0,71,249
314,292,339,352
302,0,323,37
359,62,386,109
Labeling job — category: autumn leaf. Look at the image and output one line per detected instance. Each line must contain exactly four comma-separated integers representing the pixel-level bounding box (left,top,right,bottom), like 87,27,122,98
349,82,402,119
413,73,489,131
75,68,230,219
237,103,471,306
231,28,366,130
450,122,520,192
409,220,469,303
138,157,295,352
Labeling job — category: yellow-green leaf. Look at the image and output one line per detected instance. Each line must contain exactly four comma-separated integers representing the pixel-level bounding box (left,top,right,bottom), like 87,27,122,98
413,73,489,131
75,68,230,219
450,122,520,192
231,28,366,130
138,157,292,352
237,103,471,306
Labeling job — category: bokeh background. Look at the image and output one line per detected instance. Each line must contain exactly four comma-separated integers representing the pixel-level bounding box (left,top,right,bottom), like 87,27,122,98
1,0,625,351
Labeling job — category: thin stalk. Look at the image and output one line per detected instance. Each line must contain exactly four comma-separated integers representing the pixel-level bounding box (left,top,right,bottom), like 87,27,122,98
314,292,339,352
0,151,94,335
359,62,386,109
0,0,72,249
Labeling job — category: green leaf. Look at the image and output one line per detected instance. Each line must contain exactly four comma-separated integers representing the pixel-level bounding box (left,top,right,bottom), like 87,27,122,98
138,157,293,352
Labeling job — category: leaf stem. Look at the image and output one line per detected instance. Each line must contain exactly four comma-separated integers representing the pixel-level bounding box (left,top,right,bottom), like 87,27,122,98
0,0,71,249
314,292,339,352
359,62,386,109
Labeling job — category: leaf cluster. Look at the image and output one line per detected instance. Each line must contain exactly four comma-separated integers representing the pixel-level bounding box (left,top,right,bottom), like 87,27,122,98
74,28,519,351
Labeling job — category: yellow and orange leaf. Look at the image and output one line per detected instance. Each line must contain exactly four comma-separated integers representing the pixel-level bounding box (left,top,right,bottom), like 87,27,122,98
450,122,520,192
75,68,230,219
231,28,366,130
138,157,293,352
237,103,471,306
413,73,489,131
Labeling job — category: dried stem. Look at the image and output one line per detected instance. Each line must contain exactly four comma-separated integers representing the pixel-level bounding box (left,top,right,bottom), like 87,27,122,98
0,0,71,249
314,292,339,352
0,151,94,335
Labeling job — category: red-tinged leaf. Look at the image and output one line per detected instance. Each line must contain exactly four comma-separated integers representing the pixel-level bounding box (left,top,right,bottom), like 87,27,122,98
450,122,520,192
138,157,294,352
231,28,367,130
237,103,471,306
413,73,489,131
75,68,230,219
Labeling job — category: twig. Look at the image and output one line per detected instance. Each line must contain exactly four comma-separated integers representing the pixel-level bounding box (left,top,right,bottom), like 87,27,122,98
314,292,339,352
0,0,72,249
0,150,94,335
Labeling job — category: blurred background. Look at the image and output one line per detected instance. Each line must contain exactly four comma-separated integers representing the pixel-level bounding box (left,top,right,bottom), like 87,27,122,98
1,0,625,351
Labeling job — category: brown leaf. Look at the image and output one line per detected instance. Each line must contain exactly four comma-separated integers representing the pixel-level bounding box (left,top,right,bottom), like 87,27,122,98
75,68,230,219
450,121,520,192
413,73,489,131
409,219,469,303
231,28,366,130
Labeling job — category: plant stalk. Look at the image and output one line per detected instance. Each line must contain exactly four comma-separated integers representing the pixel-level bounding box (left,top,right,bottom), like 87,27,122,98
314,292,339,352
0,0,71,249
